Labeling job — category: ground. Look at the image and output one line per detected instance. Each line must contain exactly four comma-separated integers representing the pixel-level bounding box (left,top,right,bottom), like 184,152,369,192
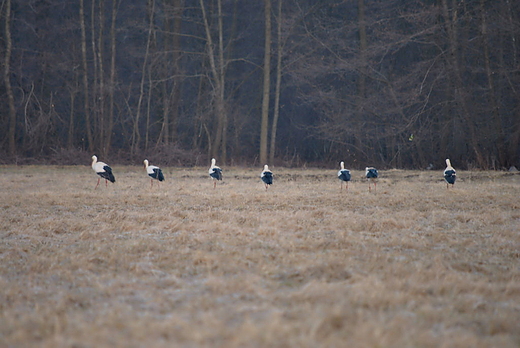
0,165,519,347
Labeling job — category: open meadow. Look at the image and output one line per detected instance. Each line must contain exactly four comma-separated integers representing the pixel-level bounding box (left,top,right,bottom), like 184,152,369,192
0,164,519,347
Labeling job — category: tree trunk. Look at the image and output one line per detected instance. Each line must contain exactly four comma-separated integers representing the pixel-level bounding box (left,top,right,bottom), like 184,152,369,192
217,0,227,163
357,0,367,99
441,0,485,167
159,0,183,146
480,0,505,168
260,0,272,165
3,0,16,156
354,0,368,164
90,0,100,149
200,0,226,161
159,83,170,145
145,67,153,151
97,0,106,155
80,0,94,152
68,91,75,148
505,0,517,68
269,0,283,165
106,0,118,156
132,0,155,154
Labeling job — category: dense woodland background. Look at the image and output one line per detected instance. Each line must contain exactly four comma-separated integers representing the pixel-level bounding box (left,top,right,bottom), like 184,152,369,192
0,0,519,169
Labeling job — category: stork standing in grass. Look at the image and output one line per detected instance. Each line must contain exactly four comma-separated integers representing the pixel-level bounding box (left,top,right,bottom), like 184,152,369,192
365,166,378,192
337,161,351,191
209,158,223,188
444,159,456,189
261,165,273,190
144,159,164,188
91,155,115,189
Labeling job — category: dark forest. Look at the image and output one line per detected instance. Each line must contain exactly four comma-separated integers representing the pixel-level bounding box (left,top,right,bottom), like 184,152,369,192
1,0,519,169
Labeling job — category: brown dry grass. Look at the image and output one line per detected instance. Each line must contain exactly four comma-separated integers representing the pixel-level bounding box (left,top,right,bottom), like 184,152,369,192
0,165,519,347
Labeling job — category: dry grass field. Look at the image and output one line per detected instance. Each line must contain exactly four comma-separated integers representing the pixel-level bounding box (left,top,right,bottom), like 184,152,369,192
1,164,519,347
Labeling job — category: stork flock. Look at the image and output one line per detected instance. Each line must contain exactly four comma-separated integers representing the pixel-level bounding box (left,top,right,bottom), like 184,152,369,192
91,155,457,191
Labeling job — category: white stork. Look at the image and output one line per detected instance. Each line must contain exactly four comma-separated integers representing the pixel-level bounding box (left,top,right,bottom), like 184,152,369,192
365,167,378,192
91,155,115,189
261,165,273,190
144,159,164,188
444,159,456,189
208,158,223,188
337,161,351,191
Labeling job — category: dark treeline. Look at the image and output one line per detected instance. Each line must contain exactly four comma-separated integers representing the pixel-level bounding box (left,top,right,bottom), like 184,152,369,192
1,0,519,169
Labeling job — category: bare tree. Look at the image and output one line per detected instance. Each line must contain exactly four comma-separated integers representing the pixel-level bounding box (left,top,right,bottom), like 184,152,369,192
105,0,119,156
157,0,183,146
3,0,16,155
269,0,283,165
80,0,94,152
260,0,272,165
479,0,504,167
132,0,155,154
199,0,227,161
96,0,107,154
440,0,485,167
